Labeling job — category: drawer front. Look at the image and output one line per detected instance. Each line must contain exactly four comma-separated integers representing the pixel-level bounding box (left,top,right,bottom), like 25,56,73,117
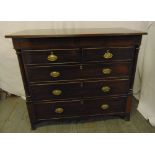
30,82,82,100
83,47,135,62
83,79,129,97
30,79,129,100
27,62,132,83
34,97,127,120
22,49,81,64
27,65,81,82
82,62,132,79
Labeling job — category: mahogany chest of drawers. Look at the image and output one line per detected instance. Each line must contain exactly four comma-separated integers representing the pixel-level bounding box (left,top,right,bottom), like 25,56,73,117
6,28,146,129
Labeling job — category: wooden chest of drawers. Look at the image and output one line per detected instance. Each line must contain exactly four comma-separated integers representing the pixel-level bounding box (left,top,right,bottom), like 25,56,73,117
6,28,146,129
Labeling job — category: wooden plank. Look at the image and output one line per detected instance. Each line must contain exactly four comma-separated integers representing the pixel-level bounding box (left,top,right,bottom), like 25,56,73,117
0,97,18,131
1,97,26,132
46,120,77,133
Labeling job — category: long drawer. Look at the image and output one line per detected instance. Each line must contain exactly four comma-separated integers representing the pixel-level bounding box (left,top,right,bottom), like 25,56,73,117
34,97,127,120
29,79,129,100
26,62,132,83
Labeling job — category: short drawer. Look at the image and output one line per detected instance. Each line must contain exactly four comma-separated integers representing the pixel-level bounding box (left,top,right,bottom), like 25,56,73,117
30,82,82,100
22,48,81,64
83,47,135,62
83,79,130,97
34,96,127,120
82,62,132,79
27,65,82,82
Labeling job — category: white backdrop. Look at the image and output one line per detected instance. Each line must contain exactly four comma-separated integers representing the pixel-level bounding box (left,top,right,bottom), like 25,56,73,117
1,21,154,126
135,22,155,126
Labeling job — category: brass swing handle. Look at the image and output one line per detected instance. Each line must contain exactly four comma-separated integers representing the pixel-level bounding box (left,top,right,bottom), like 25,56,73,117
47,54,58,62
102,50,113,59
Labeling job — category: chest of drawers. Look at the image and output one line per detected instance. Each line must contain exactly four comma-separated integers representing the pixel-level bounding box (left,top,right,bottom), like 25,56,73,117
6,28,146,129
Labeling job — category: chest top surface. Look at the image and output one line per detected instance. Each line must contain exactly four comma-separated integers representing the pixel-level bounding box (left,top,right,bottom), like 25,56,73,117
5,28,147,38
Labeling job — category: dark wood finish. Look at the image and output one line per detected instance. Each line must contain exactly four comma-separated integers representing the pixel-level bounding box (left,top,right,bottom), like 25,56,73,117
22,49,81,65
29,79,129,101
27,64,82,82
5,28,146,129
129,47,140,88
34,96,127,120
34,100,82,119
30,82,82,100
26,62,132,83
82,62,132,79
83,79,129,98
11,36,142,50
83,47,135,62
83,97,127,115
